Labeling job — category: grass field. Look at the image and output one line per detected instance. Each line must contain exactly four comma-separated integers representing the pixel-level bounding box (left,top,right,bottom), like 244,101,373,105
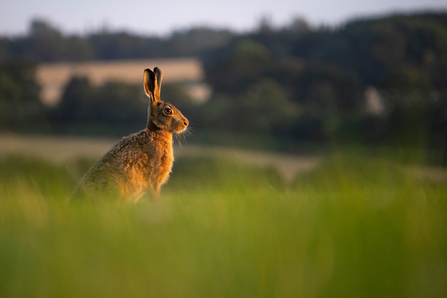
0,142,446,297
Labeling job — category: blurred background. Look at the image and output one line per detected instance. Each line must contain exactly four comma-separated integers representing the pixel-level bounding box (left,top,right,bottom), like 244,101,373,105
0,0,446,160
1,1,447,298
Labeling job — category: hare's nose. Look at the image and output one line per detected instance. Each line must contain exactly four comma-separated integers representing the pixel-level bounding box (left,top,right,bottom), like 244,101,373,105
183,119,189,126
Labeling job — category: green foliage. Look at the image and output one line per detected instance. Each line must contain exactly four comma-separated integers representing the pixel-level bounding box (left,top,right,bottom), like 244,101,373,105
51,77,147,134
0,150,446,297
0,20,234,62
50,79,203,136
168,27,234,57
204,38,273,94
201,12,447,149
0,60,44,130
2,14,447,153
189,78,299,135
160,83,195,108
0,155,75,198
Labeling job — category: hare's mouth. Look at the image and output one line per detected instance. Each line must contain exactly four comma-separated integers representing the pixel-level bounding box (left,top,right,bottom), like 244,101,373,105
174,119,189,133
175,125,188,134
173,125,192,144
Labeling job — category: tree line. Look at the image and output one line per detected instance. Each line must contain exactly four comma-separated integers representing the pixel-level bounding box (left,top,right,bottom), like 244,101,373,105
0,19,234,61
1,13,447,162
201,13,447,150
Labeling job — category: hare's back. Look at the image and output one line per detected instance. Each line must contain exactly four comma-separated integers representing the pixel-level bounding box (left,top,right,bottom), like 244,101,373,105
100,130,157,172
79,131,153,188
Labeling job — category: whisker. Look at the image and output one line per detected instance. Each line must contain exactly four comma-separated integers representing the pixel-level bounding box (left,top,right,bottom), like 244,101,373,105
174,126,193,146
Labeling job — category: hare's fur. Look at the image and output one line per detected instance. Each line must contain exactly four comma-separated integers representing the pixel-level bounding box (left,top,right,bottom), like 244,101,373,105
74,67,188,202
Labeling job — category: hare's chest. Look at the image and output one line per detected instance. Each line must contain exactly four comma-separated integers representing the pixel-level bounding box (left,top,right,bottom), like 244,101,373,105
156,145,174,179
137,142,172,175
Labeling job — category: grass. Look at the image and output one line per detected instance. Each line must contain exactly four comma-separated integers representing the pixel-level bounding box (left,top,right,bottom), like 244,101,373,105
0,150,446,297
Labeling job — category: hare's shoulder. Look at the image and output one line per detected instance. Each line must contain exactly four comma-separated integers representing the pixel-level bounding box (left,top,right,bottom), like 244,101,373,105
76,130,154,193
107,129,153,155
86,130,152,173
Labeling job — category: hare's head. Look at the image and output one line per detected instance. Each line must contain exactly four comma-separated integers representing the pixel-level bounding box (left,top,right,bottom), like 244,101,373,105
144,67,189,133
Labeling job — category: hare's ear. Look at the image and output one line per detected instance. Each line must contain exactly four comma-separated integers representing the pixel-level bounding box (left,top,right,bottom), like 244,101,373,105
144,68,158,104
153,67,162,101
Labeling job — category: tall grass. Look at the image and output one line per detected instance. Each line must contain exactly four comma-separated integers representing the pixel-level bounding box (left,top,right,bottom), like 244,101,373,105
0,151,446,297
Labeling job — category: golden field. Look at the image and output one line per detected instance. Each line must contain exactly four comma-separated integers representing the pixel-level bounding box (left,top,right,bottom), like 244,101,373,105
36,58,208,105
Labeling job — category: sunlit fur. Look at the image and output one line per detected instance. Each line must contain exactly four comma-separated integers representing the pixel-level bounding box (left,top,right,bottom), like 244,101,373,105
149,102,188,133
73,67,189,202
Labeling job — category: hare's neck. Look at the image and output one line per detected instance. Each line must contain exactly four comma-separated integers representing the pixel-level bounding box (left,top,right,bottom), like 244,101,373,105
147,119,160,131
145,127,172,144
156,131,173,155
157,130,173,143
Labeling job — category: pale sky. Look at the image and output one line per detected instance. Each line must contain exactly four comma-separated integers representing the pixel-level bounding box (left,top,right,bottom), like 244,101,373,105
1,0,447,36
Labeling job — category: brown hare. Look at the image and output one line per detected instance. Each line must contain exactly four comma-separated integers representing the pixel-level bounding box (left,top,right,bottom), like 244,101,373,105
73,67,189,202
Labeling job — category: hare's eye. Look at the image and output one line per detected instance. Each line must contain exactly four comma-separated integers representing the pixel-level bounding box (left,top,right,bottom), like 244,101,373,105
163,107,173,116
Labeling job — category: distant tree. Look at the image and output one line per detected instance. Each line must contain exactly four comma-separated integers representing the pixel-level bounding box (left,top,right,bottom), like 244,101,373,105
287,17,311,33
2,13,447,147
65,36,93,61
257,15,275,35
200,12,447,144
27,19,66,61
243,78,300,134
88,32,165,60
1,19,234,62
29,19,63,39
54,77,147,128
204,38,272,95
0,60,43,130
168,27,234,56
56,76,93,123
0,38,10,60
194,78,299,135
93,81,146,124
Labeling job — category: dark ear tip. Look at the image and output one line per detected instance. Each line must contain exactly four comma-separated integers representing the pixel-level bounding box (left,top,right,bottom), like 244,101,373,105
154,67,161,74
144,68,153,75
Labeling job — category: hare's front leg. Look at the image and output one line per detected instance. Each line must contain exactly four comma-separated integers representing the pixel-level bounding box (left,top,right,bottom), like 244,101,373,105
145,180,161,201
149,163,172,200
131,191,146,203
